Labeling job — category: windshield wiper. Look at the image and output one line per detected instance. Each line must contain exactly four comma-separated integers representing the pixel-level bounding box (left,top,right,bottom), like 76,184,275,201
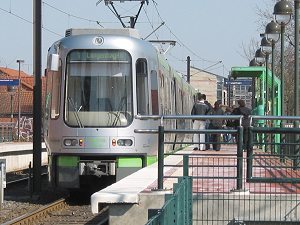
67,97,84,128
112,97,127,126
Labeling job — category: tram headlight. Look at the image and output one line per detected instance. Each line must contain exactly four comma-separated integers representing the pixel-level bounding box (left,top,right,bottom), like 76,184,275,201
117,139,124,146
63,138,79,146
124,139,133,146
64,139,72,146
116,139,133,146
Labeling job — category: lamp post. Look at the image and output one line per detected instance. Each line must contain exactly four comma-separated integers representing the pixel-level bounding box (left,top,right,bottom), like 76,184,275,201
249,58,261,67
294,0,300,169
273,0,293,116
16,59,24,141
7,86,16,123
265,21,280,116
261,37,273,115
295,0,300,117
249,58,261,109
255,48,266,114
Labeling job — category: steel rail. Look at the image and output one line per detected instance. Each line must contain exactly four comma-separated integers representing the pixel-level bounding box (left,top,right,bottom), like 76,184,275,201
2,198,67,225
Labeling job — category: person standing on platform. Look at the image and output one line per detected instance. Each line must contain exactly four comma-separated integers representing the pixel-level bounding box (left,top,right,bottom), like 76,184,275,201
203,94,213,150
232,99,251,151
191,93,210,150
209,101,225,151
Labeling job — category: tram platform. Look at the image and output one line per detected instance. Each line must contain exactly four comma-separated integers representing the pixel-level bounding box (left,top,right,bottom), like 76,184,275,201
91,147,194,225
91,144,300,225
0,142,47,172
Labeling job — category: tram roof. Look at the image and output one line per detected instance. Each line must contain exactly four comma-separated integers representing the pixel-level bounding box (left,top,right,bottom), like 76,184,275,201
65,28,140,38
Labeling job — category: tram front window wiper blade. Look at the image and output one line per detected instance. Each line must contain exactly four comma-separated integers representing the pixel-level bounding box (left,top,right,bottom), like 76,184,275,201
67,97,84,128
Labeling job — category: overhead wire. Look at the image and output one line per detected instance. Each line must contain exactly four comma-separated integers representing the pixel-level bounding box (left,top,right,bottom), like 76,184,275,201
43,2,100,24
0,4,62,37
1,0,228,75
150,0,219,64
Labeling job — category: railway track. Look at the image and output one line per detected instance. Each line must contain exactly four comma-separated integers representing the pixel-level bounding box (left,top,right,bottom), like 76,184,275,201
2,198,109,225
3,171,110,225
2,198,67,225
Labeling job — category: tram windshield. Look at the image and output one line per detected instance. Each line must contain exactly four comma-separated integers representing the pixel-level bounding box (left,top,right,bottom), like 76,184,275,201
65,49,133,127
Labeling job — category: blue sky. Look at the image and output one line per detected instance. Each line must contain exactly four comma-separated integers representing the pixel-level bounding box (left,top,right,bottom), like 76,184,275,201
0,0,273,77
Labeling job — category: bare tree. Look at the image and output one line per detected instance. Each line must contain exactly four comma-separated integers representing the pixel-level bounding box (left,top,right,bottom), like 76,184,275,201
243,1,295,116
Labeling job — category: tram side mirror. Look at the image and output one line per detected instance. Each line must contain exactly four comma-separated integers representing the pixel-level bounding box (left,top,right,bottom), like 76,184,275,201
49,54,59,71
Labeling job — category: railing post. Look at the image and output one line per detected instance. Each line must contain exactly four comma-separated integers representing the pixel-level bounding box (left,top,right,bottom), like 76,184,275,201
280,122,285,162
187,176,193,225
247,126,253,181
183,155,189,177
293,121,300,169
236,126,243,190
158,125,164,190
0,159,6,210
28,162,33,198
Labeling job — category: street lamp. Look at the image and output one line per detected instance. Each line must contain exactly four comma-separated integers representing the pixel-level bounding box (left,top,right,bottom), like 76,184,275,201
16,59,24,141
255,48,266,64
261,37,272,115
294,0,300,117
294,0,300,168
265,20,280,116
7,86,16,123
249,58,261,109
273,0,293,116
255,48,266,113
249,58,261,67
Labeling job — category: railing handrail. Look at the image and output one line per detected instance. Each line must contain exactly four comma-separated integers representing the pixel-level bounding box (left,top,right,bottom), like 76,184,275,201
250,115,300,121
135,114,242,120
135,114,243,126
0,122,15,126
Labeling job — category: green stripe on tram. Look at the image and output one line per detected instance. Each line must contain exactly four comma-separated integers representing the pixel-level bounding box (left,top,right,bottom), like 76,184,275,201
117,156,157,167
147,156,157,166
57,156,79,167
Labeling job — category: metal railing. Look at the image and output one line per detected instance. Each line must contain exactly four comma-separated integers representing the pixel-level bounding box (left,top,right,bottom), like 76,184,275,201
0,122,15,142
247,115,300,183
146,174,193,225
137,114,300,225
135,114,244,190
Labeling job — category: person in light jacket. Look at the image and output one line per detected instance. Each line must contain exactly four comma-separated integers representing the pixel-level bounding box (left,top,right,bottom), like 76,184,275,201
191,93,210,150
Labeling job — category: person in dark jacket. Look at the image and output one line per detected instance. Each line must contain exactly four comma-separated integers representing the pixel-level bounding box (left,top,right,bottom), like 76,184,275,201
232,99,251,150
208,101,224,151
191,93,210,150
203,95,213,150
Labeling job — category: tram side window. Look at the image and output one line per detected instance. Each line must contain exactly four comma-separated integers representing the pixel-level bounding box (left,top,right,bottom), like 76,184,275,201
159,73,164,114
136,59,149,115
150,70,159,115
46,65,61,119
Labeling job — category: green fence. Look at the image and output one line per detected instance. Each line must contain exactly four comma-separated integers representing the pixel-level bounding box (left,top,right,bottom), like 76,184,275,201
137,115,300,225
146,176,193,225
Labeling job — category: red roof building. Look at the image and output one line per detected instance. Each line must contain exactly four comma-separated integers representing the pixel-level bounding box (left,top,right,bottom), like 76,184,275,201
0,67,46,122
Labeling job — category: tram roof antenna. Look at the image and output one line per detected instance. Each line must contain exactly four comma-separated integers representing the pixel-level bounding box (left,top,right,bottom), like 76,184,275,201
149,40,176,54
96,0,149,28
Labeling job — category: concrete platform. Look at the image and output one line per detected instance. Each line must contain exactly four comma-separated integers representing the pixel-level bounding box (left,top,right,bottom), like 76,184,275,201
0,142,47,172
91,148,193,225
90,144,300,224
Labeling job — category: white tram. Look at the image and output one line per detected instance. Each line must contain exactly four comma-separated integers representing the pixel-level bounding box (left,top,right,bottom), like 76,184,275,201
44,28,195,188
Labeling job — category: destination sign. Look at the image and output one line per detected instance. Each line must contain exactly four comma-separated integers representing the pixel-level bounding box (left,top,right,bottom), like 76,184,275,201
0,79,19,86
68,50,130,62
224,79,252,86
